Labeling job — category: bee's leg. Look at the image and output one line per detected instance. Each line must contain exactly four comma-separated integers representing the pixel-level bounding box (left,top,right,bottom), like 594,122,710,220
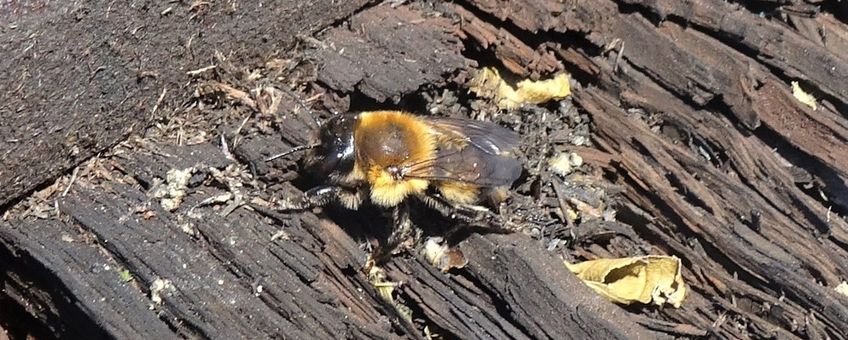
277,185,352,210
370,201,413,264
415,193,477,222
252,186,344,227
336,187,366,210
415,193,452,218
416,193,508,235
388,201,414,250
303,186,342,207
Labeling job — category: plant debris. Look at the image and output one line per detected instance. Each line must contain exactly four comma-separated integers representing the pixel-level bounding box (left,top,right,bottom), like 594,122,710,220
791,80,817,110
565,256,687,308
468,67,571,109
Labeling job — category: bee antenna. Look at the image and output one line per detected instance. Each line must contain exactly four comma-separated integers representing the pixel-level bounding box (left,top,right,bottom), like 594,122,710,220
265,143,320,162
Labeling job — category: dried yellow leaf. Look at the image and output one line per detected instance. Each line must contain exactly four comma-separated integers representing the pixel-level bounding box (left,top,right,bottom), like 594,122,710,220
468,67,571,110
565,255,687,307
791,81,817,110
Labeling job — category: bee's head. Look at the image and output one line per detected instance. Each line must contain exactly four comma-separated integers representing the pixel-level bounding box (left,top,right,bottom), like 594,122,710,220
265,113,358,179
303,114,357,178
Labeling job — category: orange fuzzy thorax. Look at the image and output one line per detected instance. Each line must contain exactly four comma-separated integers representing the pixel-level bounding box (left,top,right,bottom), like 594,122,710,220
353,111,436,207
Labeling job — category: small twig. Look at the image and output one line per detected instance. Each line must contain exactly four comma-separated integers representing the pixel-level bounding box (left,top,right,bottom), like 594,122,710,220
206,82,256,110
250,204,292,225
177,124,184,146
304,93,323,103
186,65,217,76
219,195,243,217
614,41,625,73
551,179,576,230
189,192,233,215
62,167,80,197
150,87,168,120
220,134,233,160
231,114,252,148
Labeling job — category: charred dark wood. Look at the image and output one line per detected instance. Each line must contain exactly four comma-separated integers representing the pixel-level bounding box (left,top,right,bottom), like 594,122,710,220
0,0,372,208
446,0,848,338
315,5,469,104
2,0,848,339
386,234,661,339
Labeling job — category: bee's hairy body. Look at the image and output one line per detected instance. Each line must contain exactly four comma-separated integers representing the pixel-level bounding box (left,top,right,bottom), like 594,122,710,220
294,110,522,263
318,111,484,208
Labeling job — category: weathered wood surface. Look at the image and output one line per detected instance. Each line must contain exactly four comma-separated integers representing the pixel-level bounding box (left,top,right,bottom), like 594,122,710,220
0,0,372,208
2,0,848,339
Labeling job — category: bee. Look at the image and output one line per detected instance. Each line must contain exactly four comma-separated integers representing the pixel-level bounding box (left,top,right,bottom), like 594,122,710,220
269,110,522,261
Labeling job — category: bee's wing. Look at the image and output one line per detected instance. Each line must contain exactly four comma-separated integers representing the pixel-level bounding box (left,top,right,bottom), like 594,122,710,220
405,117,522,187
425,117,520,156
428,146,523,187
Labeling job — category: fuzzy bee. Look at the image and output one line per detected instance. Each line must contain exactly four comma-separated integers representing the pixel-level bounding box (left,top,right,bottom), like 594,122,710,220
271,110,522,261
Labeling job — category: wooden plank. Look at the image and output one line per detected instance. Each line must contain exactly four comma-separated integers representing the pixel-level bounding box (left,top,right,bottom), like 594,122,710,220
2,140,399,338
0,220,174,339
620,0,848,104
0,0,372,208
385,234,659,339
451,0,848,337
3,0,848,338
575,87,848,338
315,5,469,103
459,234,655,339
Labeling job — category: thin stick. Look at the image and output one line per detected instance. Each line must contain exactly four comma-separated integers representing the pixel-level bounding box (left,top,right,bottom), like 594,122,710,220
150,87,168,119
614,41,625,73
62,167,80,197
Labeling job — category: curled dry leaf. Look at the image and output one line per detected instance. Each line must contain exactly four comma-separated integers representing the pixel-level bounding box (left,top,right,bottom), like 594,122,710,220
565,255,687,307
468,67,571,110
